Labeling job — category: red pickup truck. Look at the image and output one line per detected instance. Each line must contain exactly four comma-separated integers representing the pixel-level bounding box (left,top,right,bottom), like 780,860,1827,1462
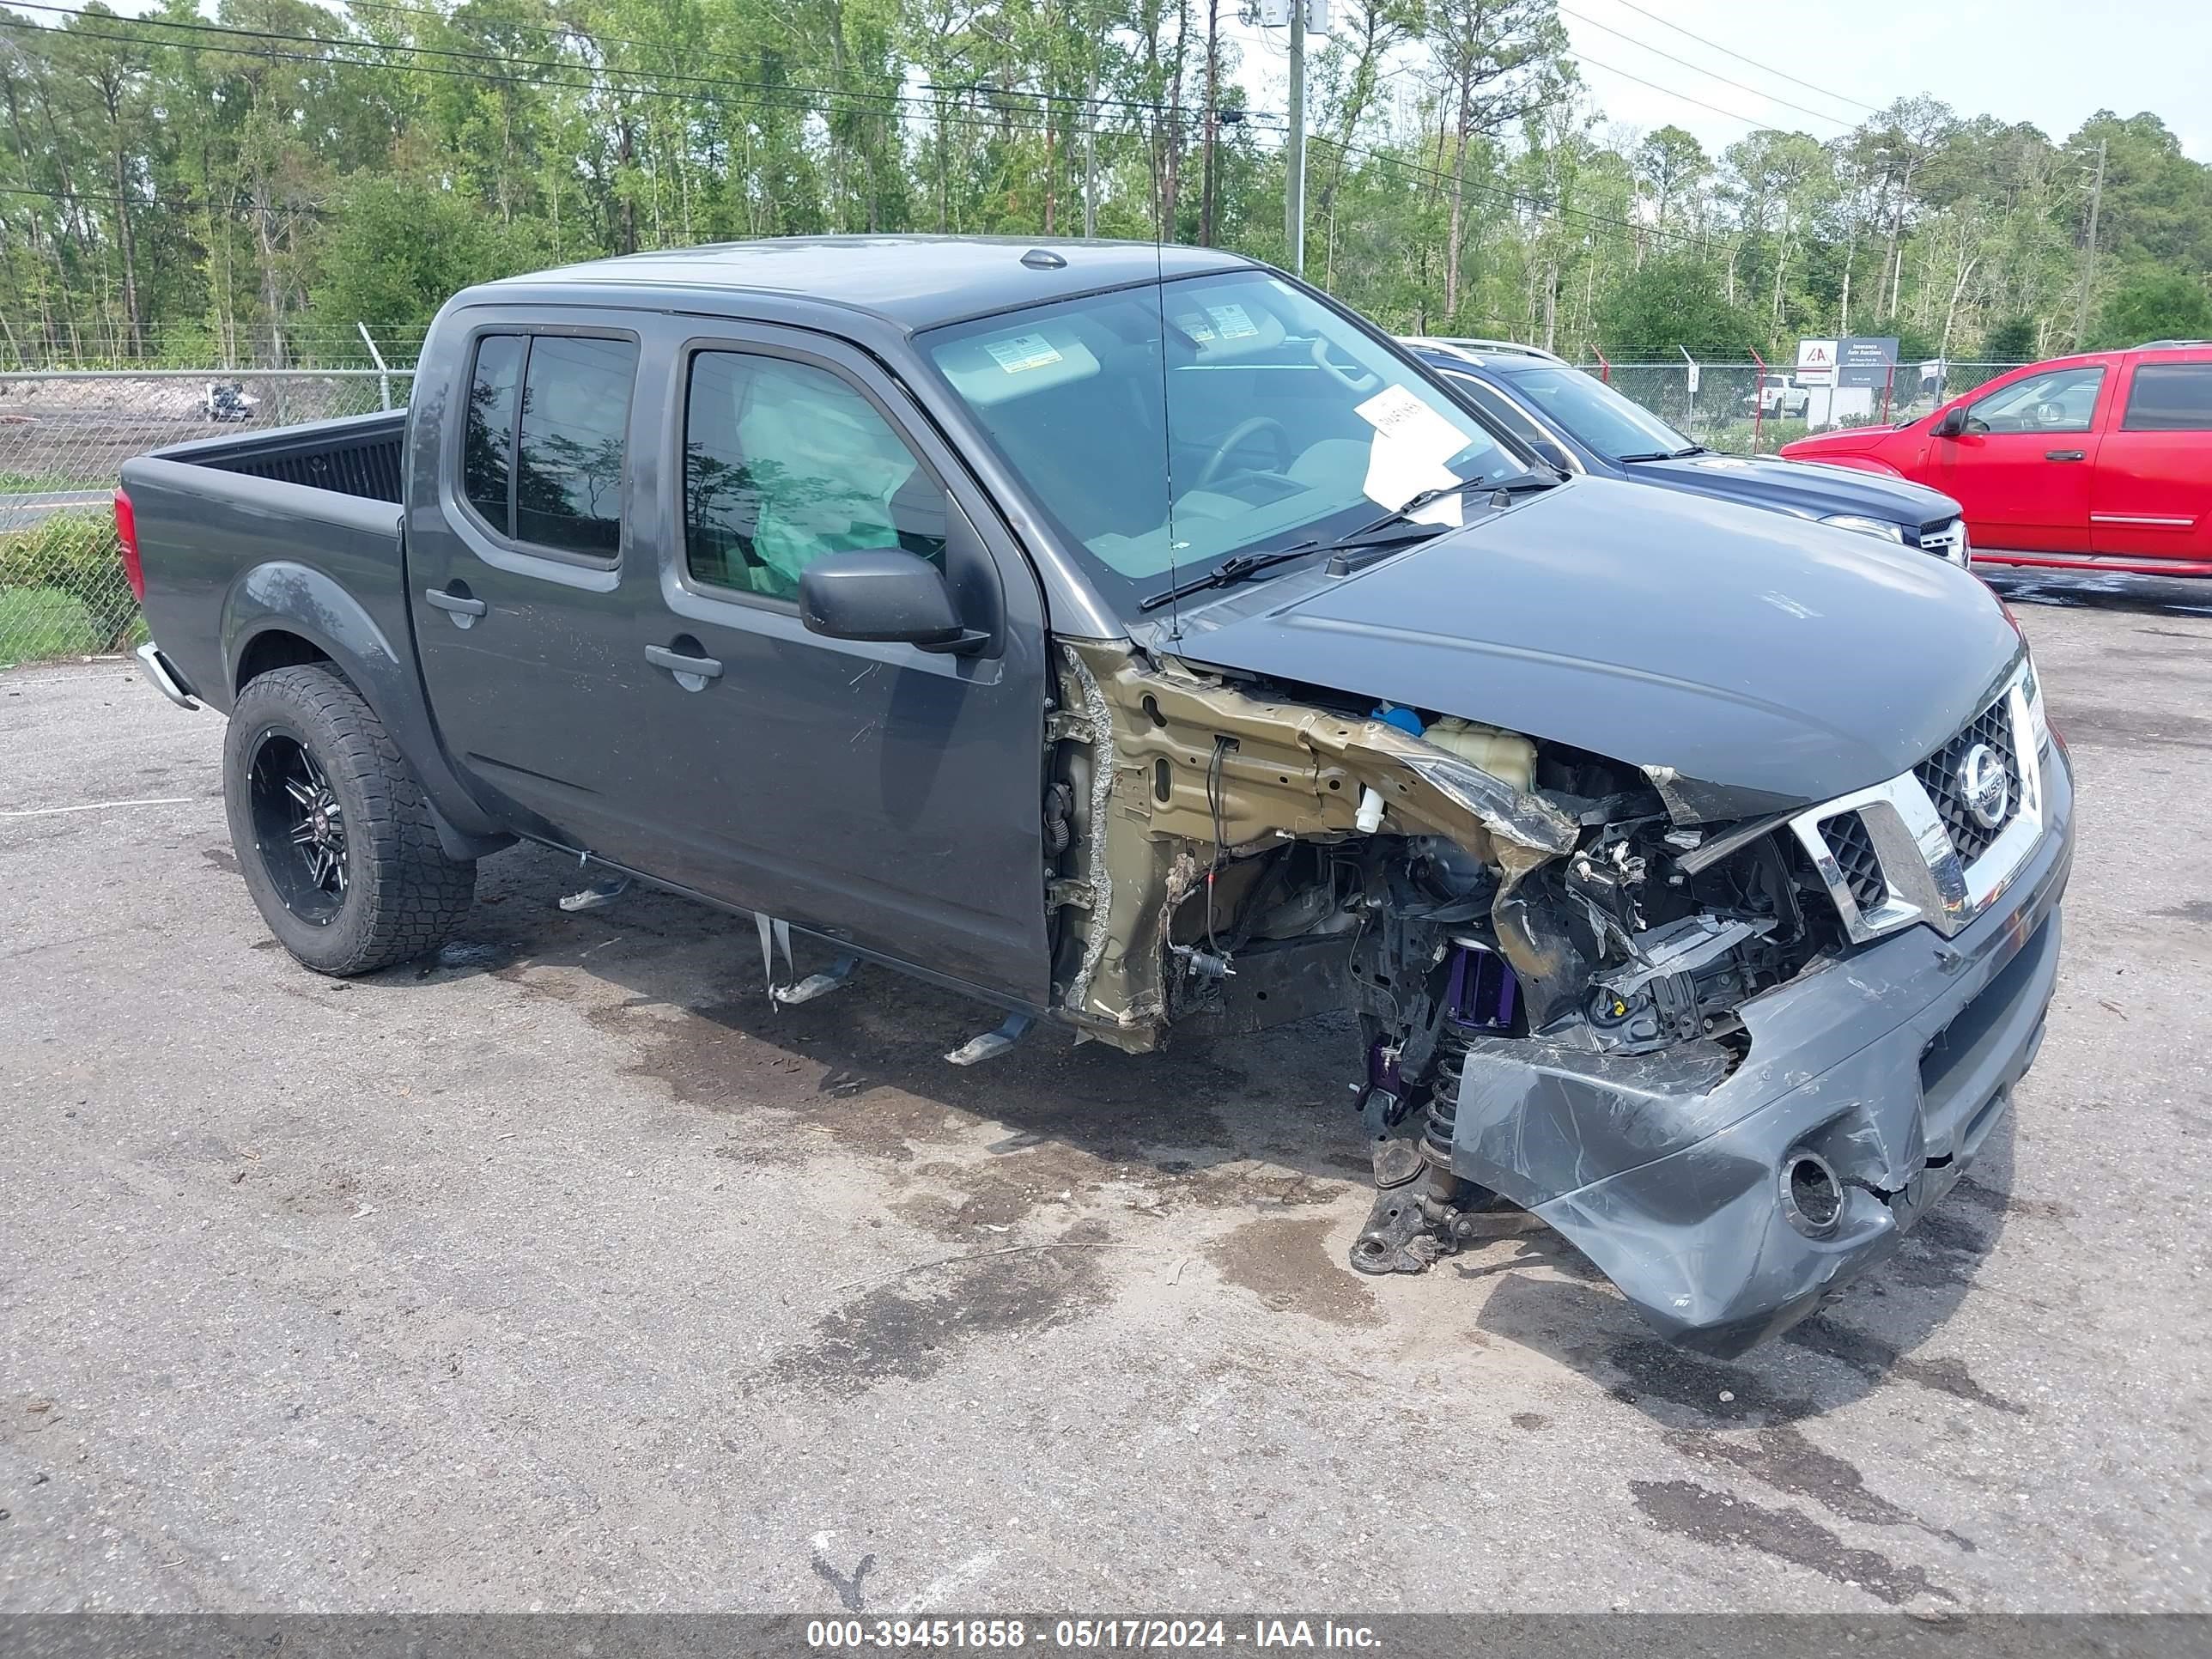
1781,343,2212,576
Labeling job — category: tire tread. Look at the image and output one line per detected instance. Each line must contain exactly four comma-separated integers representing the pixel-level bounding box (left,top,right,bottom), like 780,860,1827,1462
225,664,476,975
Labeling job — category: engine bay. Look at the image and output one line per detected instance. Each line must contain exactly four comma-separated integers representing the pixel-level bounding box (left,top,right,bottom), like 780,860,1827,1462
1046,639,1850,1274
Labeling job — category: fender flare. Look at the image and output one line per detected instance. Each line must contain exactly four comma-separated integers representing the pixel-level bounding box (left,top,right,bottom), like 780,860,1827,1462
221,561,511,848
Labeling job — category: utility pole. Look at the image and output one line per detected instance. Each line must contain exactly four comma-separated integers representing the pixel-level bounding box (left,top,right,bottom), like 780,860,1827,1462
1199,0,1221,245
2072,137,2107,345
1285,0,1305,275
1083,61,1097,238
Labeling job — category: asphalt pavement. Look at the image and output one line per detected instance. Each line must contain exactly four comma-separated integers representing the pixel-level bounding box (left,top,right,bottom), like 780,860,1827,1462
2,571,2208,1613
0,490,108,532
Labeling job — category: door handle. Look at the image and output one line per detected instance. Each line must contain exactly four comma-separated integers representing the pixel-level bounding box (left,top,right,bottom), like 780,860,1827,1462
424,587,488,623
2045,449,2087,461
646,643,724,684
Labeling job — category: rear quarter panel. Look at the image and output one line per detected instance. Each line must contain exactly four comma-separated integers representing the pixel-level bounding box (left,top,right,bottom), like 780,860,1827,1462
118,451,508,838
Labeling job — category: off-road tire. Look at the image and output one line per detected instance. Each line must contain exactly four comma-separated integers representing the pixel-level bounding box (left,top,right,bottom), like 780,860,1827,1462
223,663,477,975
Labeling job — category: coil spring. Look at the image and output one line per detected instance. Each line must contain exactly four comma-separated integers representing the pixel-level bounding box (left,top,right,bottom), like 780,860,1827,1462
1423,1041,1465,1166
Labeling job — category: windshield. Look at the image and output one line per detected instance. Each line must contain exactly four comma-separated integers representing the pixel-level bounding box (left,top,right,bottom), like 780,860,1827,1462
1503,366,1697,462
920,271,1529,615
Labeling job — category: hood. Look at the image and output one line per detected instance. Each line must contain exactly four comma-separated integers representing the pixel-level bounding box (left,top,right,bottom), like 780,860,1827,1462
1778,423,1905,459
1629,451,1958,526
1156,477,2021,821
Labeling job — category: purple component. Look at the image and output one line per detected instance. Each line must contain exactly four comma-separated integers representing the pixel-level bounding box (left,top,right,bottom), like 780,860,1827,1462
1445,942,1519,1031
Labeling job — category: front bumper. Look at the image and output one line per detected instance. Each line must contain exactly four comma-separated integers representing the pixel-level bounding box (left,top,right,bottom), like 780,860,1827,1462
1449,746,2075,1357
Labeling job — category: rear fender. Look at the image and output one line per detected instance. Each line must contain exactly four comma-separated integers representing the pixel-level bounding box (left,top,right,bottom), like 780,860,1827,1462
222,561,509,845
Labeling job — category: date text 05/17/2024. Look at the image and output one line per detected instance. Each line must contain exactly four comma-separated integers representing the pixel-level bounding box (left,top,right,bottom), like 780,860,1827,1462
805,1620,1384,1650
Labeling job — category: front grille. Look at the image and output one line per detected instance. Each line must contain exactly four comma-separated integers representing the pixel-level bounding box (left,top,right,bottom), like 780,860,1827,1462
1820,811,1887,913
1916,696,2020,866
1913,518,1965,562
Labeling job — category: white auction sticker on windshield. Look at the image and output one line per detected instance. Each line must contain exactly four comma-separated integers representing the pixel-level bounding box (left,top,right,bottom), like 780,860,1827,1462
1356,384,1473,457
1205,302,1261,340
1356,384,1474,510
1173,310,1218,343
984,333,1064,374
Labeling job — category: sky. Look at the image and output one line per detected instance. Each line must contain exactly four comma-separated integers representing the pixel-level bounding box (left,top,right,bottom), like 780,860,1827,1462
1227,0,2211,161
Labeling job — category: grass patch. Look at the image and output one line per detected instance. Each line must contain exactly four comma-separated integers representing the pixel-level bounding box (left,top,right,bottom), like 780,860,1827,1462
0,471,107,494
0,507,139,659
0,586,100,661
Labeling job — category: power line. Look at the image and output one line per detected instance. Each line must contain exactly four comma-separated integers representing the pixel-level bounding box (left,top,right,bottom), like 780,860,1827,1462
0,12,1116,145
1599,0,1885,116
1556,5,1855,131
6,0,1191,124
2,9,1747,256
334,0,1192,115
1563,44,1808,133
0,180,328,216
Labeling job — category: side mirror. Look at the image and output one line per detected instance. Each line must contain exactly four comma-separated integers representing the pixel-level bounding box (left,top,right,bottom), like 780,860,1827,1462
1931,405,1968,439
799,549,988,654
1526,436,1575,475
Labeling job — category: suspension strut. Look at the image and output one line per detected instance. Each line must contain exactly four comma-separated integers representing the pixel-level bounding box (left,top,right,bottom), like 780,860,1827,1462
1348,939,1530,1275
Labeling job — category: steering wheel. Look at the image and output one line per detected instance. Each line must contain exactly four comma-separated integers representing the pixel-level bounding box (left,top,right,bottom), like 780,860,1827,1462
1196,416,1294,490
1310,334,1380,392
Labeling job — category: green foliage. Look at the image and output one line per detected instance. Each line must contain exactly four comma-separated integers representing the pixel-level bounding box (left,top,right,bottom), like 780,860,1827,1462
1595,256,1759,359
1857,315,1940,362
2090,272,2212,349
0,510,137,654
0,0,2204,374
0,587,100,662
1979,317,2039,360
308,178,544,334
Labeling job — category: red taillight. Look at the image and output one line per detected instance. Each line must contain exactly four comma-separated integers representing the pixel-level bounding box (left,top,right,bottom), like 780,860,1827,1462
114,488,144,602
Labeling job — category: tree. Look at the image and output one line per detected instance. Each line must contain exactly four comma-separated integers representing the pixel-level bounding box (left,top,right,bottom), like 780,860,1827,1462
1979,316,2039,360
1595,253,1757,359
0,0,2206,377
1633,125,1707,234
308,177,532,333
1423,0,1566,324
2092,271,2212,349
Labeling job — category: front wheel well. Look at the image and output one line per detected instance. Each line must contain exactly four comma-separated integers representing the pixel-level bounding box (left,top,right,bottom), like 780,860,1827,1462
234,629,333,694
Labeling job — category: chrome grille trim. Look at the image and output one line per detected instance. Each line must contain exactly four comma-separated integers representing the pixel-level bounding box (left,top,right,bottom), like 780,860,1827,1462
1791,659,2045,943
1915,518,1968,565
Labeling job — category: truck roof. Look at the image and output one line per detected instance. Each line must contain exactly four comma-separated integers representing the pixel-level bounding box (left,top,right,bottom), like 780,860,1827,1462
473,235,1255,331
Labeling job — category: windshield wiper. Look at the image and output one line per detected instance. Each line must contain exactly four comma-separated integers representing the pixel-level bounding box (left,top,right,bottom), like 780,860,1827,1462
1137,545,1331,612
1135,472,1559,612
1332,471,1557,547
1613,451,1672,463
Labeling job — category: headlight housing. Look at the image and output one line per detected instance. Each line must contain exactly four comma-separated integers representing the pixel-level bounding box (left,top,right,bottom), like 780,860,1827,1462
1820,513,1906,542
2021,649,2052,755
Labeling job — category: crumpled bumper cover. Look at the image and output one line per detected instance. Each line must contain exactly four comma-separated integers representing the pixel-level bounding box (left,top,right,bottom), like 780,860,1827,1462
1449,750,2075,1357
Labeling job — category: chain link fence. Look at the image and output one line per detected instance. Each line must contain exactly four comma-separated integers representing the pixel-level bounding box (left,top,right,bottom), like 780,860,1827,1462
1586,361,2031,456
0,354,2038,668
0,370,413,666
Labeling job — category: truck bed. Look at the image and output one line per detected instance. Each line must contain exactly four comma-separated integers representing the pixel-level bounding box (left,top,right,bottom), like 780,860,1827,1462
121,409,414,719
168,409,406,503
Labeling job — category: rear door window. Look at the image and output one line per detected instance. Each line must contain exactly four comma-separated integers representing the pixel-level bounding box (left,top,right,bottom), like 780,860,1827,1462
462,335,523,526
460,331,638,560
2120,363,2212,431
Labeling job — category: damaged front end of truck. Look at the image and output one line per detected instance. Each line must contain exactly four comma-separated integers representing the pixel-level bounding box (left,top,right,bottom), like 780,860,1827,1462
1044,635,2071,1357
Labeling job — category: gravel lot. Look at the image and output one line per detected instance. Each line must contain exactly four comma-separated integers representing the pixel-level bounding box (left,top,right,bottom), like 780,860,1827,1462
3,572,2209,1615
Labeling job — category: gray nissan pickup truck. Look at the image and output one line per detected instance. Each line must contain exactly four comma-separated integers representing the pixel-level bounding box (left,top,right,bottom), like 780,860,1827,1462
118,236,2075,1356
